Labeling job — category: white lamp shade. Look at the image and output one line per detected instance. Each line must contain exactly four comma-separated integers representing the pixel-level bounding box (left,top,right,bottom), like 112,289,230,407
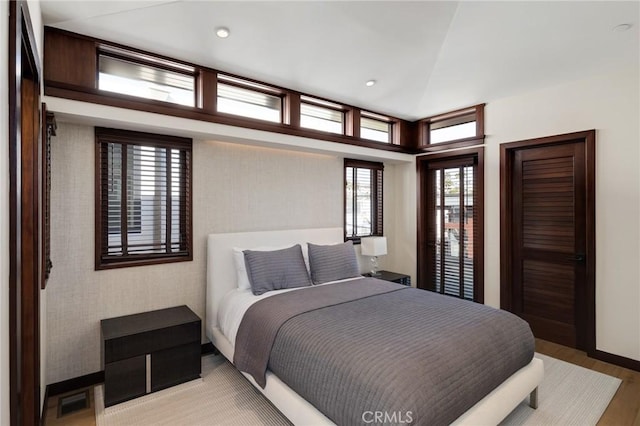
361,236,387,256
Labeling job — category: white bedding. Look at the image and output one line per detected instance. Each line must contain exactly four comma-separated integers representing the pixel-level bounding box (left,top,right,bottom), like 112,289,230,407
218,277,364,347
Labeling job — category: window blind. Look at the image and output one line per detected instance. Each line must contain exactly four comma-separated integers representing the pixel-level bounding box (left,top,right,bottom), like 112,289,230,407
96,128,192,268
344,159,383,240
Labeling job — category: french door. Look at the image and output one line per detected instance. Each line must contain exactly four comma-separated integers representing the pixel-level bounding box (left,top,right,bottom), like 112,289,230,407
417,148,484,302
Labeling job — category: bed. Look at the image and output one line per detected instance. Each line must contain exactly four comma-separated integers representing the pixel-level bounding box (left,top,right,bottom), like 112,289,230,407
206,227,543,425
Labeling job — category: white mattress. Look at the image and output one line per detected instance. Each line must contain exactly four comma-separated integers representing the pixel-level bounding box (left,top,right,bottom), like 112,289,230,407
218,277,365,347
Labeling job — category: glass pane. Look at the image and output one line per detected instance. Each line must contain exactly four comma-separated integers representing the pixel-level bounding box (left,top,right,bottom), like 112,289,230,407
443,167,461,297
99,55,195,107
434,169,441,293
345,168,354,237
217,83,282,123
463,166,474,300
106,143,122,254
430,121,476,144
345,166,375,238
361,117,391,143
127,145,167,255
354,168,372,236
301,103,344,134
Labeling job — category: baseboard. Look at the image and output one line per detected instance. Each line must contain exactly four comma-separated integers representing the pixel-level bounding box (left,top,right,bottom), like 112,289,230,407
47,371,105,397
47,343,217,397
201,342,217,355
591,349,640,372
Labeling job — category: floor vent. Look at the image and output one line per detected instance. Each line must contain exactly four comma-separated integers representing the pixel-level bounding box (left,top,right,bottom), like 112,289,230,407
58,389,90,417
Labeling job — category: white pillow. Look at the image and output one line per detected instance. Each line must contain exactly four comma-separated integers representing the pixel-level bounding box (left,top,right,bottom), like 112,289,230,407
233,245,310,290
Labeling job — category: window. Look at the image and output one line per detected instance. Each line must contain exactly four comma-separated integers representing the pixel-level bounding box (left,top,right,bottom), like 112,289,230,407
422,104,484,148
344,159,383,241
95,128,192,269
360,113,392,143
98,49,196,107
417,147,484,302
301,96,345,134
217,75,282,123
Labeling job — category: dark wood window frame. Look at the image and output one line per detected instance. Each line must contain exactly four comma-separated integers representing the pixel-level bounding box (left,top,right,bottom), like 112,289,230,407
216,74,286,124
97,48,199,107
418,104,485,152
416,146,484,303
95,128,193,270
344,159,384,243
360,111,394,144
44,27,410,153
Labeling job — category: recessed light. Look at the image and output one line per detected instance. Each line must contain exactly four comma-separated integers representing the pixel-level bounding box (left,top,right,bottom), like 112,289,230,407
613,23,632,32
365,80,376,87
216,27,230,38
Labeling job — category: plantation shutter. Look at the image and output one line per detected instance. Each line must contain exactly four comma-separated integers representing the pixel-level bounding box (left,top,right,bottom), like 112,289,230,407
96,128,192,268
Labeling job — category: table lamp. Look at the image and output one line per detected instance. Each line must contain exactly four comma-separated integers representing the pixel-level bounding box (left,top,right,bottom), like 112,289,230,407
361,236,387,277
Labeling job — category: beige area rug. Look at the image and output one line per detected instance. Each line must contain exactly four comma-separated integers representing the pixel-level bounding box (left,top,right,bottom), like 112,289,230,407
96,353,620,426
501,353,621,425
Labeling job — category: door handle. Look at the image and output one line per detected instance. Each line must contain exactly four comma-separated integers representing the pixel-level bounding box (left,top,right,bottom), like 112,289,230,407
568,254,586,262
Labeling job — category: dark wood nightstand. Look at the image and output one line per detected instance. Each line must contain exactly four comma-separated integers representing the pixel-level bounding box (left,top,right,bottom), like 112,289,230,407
365,270,411,286
100,305,201,407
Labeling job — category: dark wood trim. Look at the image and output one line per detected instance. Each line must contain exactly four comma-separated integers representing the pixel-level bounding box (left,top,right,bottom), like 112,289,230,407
94,128,194,270
344,159,384,242
592,350,640,372
10,1,43,424
285,92,301,128
416,147,484,302
43,26,416,152
199,69,217,114
416,136,485,153
47,371,105,397
500,130,596,355
46,343,217,398
45,84,414,154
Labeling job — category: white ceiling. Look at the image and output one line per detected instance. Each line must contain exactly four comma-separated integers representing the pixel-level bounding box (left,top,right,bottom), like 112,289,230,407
40,1,639,121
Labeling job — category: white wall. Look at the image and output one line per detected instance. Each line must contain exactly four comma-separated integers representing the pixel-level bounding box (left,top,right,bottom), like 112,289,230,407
45,123,410,383
484,65,640,361
1,2,11,423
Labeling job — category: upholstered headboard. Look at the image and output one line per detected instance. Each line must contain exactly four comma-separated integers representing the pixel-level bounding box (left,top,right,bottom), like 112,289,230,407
205,227,343,342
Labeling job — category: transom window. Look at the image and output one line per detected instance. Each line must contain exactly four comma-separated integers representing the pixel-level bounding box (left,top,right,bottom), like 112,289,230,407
422,104,485,147
344,159,383,241
301,96,345,134
360,112,392,143
95,128,193,269
216,75,283,123
98,49,196,107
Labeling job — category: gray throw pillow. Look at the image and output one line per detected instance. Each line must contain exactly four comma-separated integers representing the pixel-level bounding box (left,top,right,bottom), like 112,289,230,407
308,241,360,284
243,245,312,295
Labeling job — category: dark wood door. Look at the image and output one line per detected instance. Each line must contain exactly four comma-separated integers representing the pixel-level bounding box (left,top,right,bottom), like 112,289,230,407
511,142,587,349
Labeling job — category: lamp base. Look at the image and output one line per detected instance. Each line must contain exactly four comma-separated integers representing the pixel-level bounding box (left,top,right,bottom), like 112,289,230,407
370,256,380,276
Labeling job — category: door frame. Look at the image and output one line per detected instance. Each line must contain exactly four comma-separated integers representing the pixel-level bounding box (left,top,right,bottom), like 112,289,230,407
9,0,42,424
417,146,485,302
500,130,596,355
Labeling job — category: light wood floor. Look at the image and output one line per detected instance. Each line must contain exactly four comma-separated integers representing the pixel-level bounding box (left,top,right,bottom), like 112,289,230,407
535,339,640,426
44,386,96,426
44,340,640,425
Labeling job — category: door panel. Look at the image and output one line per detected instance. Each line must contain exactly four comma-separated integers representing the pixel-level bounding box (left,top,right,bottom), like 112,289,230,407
511,142,587,349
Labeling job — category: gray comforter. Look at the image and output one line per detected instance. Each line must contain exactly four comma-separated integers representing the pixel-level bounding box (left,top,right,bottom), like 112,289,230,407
234,279,534,426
